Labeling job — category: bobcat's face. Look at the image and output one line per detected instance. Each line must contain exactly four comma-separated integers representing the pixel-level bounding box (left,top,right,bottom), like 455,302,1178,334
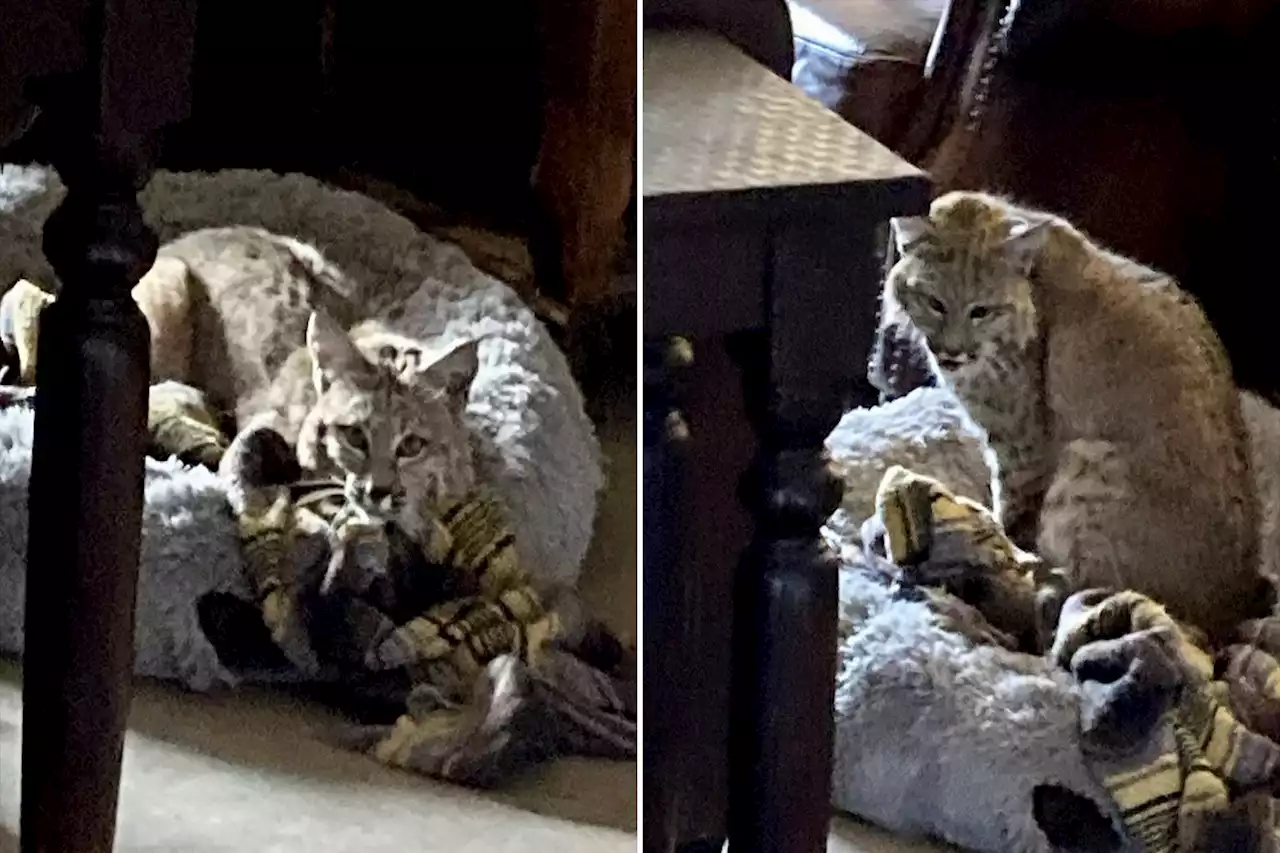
295,313,481,543
886,193,1044,383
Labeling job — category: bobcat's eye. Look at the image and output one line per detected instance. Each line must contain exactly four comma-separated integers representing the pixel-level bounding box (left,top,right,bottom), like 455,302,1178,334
335,424,370,455
925,296,946,315
395,433,428,459
969,305,991,321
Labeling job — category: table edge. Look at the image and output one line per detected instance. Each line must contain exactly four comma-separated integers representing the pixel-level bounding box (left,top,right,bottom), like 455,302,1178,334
644,173,934,231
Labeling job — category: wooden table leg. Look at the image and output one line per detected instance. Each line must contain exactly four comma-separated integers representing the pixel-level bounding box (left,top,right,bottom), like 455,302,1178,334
645,333,756,853
727,215,884,853
643,340,690,853
19,3,194,849
20,130,157,853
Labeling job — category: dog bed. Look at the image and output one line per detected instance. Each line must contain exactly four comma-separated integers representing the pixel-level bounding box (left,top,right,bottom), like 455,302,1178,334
0,164,603,692
824,385,1280,853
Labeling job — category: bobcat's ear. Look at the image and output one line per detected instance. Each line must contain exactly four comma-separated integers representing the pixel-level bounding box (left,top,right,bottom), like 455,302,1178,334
305,311,364,393
418,337,482,417
1001,218,1050,274
890,216,932,257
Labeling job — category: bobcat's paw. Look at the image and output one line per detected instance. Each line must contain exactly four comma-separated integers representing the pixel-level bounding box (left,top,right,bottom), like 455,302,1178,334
221,425,300,485
220,425,302,515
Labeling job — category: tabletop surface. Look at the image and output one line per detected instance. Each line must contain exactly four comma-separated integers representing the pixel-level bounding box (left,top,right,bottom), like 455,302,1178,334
643,29,927,200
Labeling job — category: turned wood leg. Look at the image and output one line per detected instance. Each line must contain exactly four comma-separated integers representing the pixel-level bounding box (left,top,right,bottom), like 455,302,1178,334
727,217,884,853
644,336,755,853
643,339,690,853
20,132,157,852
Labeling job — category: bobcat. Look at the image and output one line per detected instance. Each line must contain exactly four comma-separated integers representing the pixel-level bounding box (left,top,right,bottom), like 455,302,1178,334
2,225,482,546
879,191,1270,644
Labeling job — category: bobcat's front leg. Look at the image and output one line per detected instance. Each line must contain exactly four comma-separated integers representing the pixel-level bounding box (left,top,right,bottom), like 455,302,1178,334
1036,439,1133,602
985,437,1049,553
219,413,325,675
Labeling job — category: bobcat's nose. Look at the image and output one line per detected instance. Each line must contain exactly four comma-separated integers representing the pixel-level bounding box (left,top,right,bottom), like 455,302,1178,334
365,480,397,508
364,460,398,507
367,483,393,502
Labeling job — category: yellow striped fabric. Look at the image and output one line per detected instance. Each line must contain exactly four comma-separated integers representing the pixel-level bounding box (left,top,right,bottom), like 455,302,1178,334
1063,592,1280,852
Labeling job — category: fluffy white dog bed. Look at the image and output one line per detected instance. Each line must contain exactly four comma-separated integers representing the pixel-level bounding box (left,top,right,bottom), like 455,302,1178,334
823,385,1280,853
0,164,602,692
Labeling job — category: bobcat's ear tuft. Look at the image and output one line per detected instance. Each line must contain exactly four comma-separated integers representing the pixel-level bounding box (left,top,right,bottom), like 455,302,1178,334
1001,218,1050,275
890,217,932,257
305,311,364,393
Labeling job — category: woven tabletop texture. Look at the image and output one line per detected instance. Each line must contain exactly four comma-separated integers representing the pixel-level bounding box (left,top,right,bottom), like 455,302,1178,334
644,30,925,198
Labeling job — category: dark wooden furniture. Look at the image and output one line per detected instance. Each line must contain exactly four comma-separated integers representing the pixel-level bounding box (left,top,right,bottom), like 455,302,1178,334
6,1,636,314
642,29,931,853
530,0,636,310
0,1,197,852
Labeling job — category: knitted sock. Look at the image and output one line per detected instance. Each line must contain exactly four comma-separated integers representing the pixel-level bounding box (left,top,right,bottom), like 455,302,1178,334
874,465,1046,649
1055,590,1280,852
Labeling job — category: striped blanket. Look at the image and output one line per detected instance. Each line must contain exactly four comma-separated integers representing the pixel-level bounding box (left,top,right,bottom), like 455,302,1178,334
873,465,1280,852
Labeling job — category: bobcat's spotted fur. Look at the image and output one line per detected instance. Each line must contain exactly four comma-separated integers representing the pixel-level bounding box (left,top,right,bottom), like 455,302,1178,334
5,226,482,546
880,191,1269,642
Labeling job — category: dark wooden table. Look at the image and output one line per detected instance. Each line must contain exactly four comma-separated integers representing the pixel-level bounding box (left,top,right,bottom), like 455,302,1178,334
642,30,932,853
